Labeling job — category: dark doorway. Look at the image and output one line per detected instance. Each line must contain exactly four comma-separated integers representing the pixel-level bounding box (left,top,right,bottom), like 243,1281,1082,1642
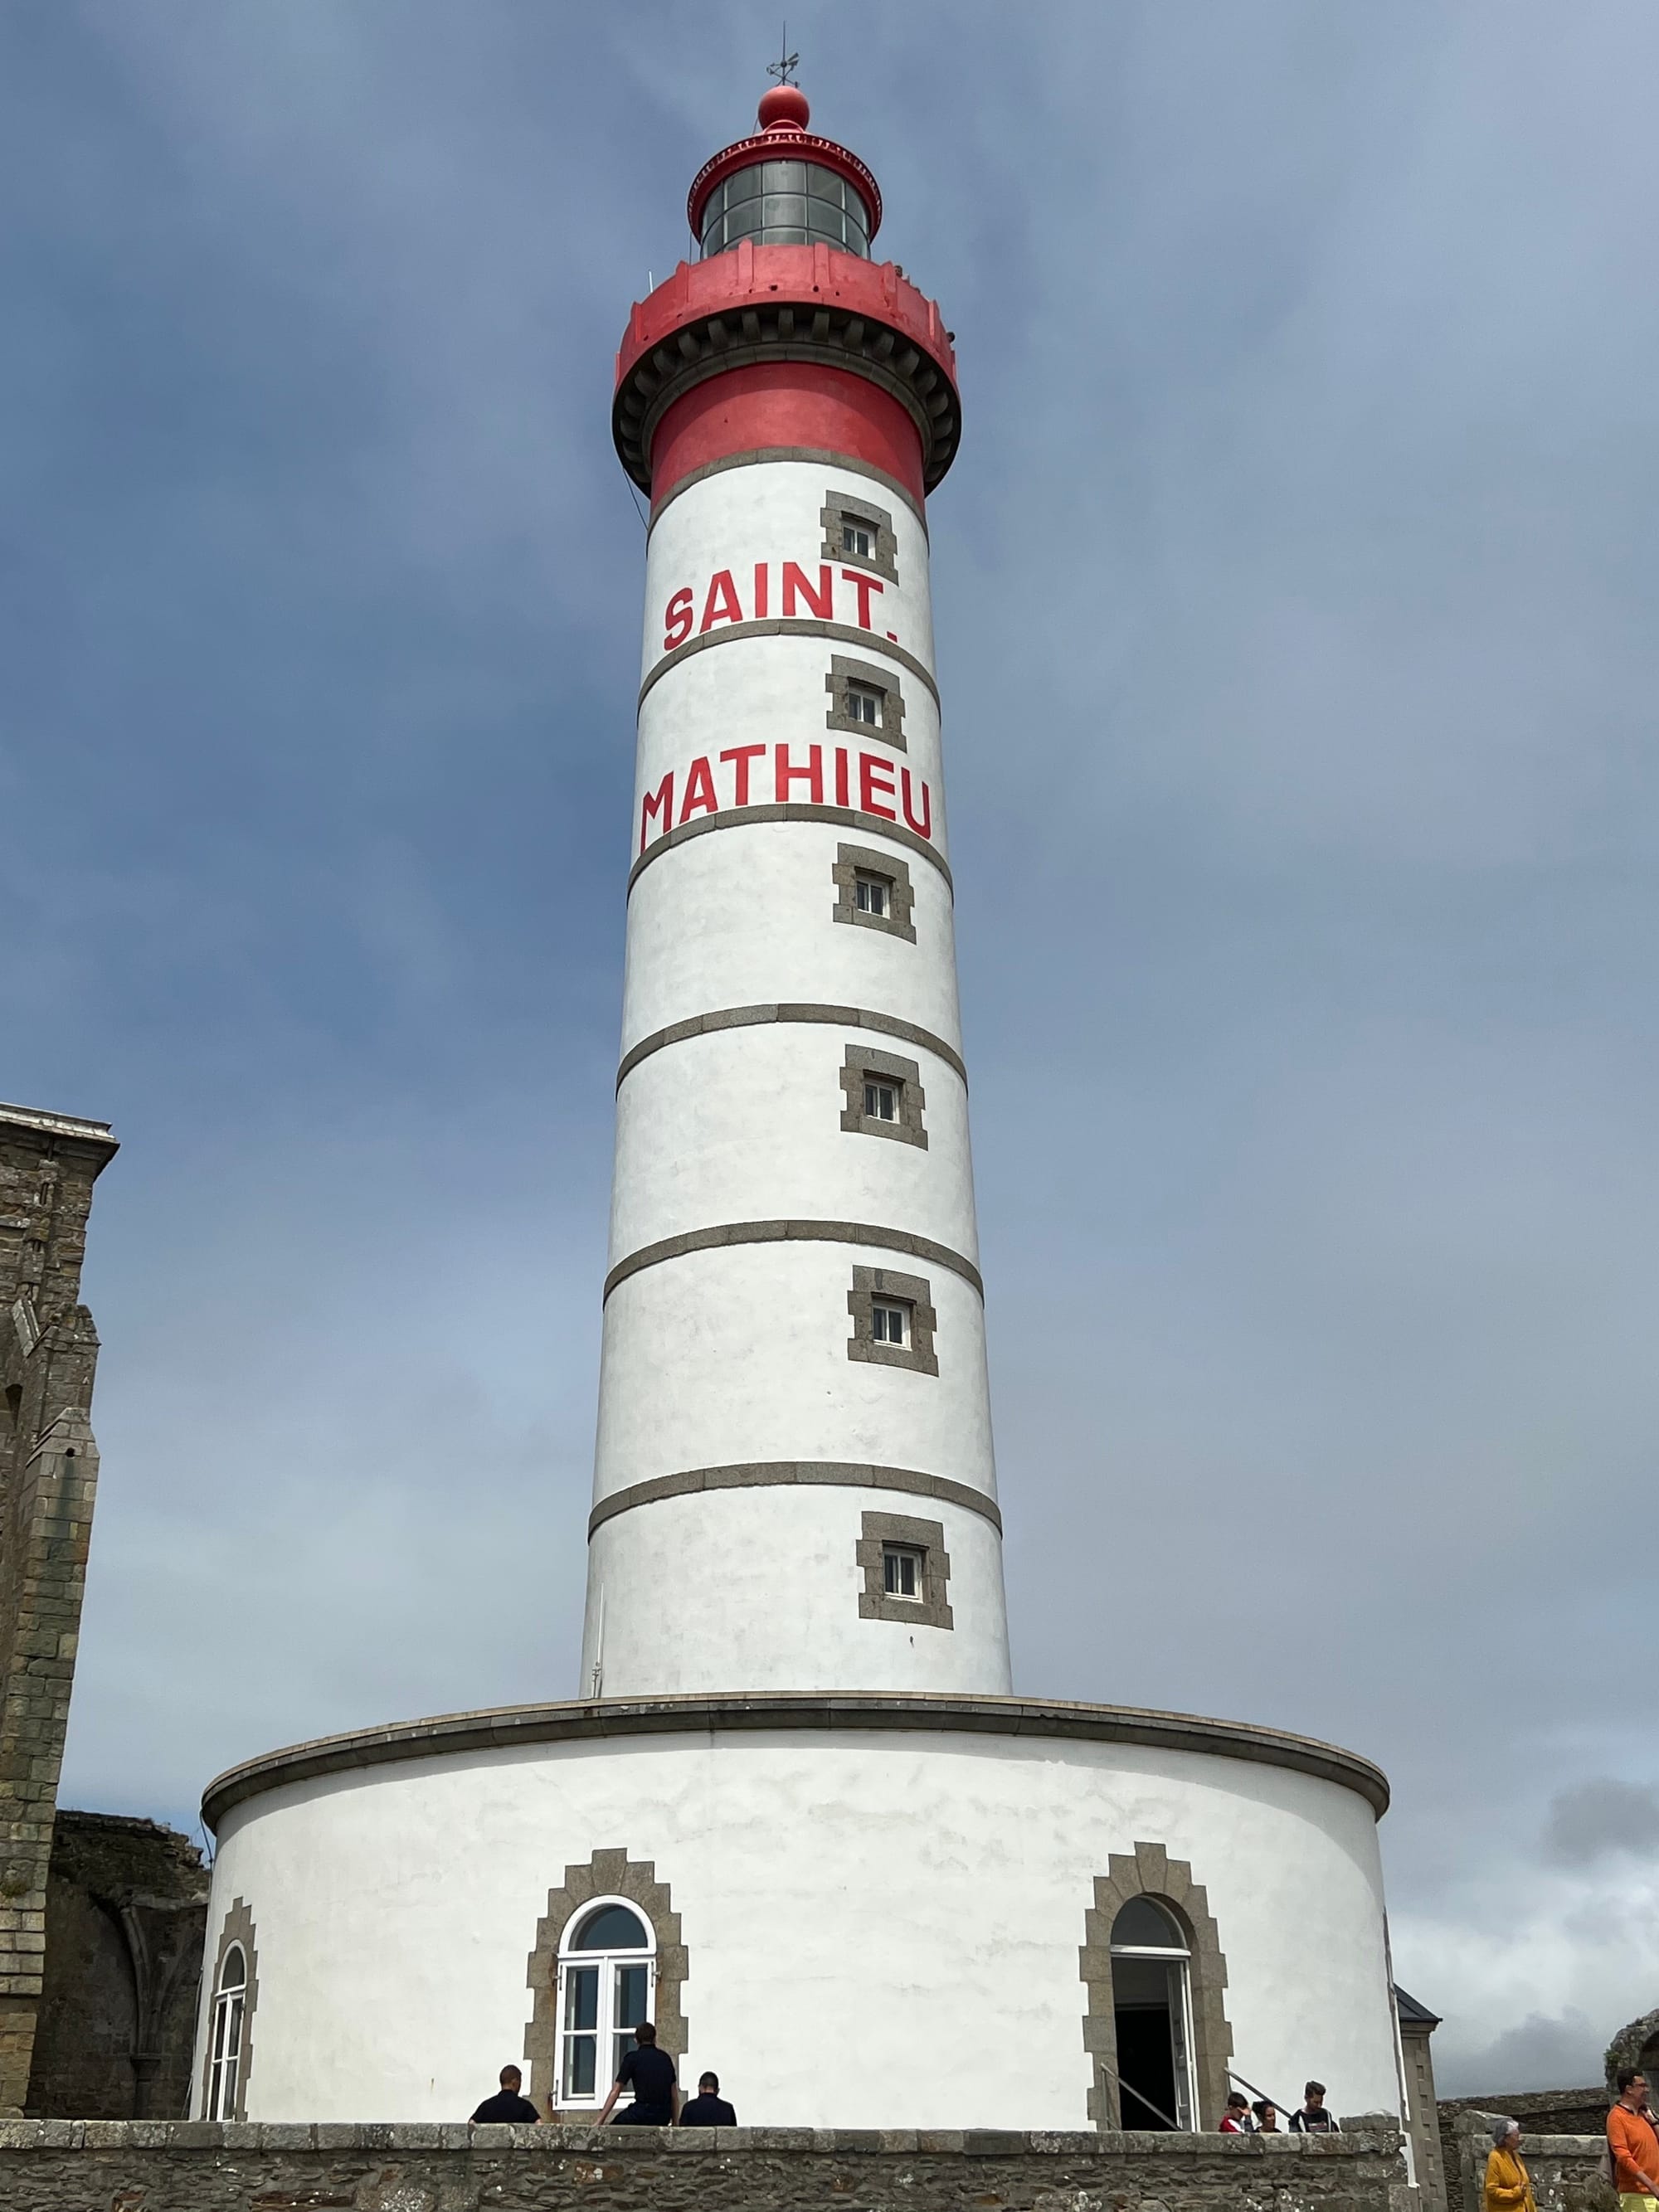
1112,1956,1181,2130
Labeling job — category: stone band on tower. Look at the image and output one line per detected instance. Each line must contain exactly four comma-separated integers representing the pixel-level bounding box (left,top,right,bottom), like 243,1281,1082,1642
583,83,1010,1701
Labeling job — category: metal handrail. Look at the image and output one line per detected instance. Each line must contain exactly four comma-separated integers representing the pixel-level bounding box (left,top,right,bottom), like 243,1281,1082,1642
1097,2059,1183,2134
1228,2068,1301,2125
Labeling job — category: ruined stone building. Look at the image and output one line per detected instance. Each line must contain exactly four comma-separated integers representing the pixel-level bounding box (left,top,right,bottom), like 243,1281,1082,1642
0,1102,205,2118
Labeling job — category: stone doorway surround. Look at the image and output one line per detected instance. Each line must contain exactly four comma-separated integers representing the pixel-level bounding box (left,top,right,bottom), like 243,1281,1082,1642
1079,1841,1233,2131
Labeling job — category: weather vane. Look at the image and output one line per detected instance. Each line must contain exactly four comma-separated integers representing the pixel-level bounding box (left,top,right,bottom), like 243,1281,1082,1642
767,27,799,85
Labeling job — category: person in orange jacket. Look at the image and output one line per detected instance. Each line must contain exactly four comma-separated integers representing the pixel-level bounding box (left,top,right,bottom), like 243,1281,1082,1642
1609,2069,1659,2206
1483,2117,1535,2211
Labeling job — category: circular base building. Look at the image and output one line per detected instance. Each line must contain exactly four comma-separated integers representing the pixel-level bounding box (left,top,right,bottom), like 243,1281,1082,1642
197,1694,1399,2130
191,81,1411,2145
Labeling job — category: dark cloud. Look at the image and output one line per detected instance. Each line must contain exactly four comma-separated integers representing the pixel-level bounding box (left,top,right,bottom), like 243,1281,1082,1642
1436,2011,1603,2101
0,0,1652,2058
1544,1784,1659,1870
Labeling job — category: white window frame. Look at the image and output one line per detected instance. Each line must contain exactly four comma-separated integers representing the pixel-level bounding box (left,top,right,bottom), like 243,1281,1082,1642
864,1078,898,1122
842,520,873,559
871,1300,909,1345
883,1543,923,1597
1109,1904,1199,2131
854,872,891,917
207,1943,247,2122
553,1896,657,2110
846,680,882,726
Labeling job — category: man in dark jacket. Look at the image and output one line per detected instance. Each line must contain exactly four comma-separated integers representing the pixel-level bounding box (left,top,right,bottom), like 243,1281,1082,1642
597,2020,679,2126
1289,2082,1340,2134
469,2065,541,2123
678,2071,737,2127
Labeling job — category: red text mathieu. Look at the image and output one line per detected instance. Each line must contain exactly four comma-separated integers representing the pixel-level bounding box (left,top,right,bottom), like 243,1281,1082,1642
640,744,933,856
662,562,897,652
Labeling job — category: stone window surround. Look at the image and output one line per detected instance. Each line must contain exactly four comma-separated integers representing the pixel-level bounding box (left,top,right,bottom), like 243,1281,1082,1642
856,1510,953,1630
821,489,898,585
839,1044,927,1150
1079,1843,1234,2132
832,843,917,943
200,1898,258,2123
825,654,907,751
524,1850,687,2118
847,1263,938,1377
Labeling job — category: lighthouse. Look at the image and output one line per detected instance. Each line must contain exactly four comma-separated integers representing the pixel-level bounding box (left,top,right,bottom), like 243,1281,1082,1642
193,80,1414,2147
585,78,1009,1703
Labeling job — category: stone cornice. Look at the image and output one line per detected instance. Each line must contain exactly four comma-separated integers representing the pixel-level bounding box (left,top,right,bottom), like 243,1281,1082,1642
0,1101,119,1171
648,448,929,535
616,1004,966,1091
588,1461,1002,1539
638,620,938,709
628,801,951,900
601,1219,983,1303
202,1691,1390,1832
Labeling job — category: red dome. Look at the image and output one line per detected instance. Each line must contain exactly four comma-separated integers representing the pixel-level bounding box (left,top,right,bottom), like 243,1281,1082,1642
757,83,810,134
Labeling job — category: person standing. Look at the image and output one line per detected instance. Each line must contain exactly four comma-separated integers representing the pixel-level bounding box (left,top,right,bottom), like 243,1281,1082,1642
596,2020,679,2127
1289,2081,1340,2134
678,2070,737,2126
1219,2090,1255,2132
1483,2117,1535,2210
1608,2069,1659,2207
469,2064,541,2123
1252,2099,1280,2132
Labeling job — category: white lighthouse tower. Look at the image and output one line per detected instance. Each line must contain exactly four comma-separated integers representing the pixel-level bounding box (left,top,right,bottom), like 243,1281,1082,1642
193,80,1418,2150
585,77,1006,1704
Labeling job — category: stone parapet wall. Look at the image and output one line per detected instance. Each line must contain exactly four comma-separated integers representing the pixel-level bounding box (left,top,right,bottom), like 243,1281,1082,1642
1438,2089,1608,2189
1445,2113,1613,2212
0,2118,1413,2211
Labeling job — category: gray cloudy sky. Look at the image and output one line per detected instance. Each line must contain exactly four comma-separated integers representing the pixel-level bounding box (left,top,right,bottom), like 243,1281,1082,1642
5,0,1656,2098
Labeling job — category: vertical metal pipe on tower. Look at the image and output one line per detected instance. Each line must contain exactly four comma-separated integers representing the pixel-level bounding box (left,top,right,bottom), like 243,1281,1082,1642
583,83,1011,1700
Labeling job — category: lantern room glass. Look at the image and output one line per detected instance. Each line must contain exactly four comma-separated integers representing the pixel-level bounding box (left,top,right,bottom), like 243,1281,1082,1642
700,161,871,257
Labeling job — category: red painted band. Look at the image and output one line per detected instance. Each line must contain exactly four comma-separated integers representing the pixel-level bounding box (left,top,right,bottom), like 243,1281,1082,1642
651,364,926,512
615,247,956,401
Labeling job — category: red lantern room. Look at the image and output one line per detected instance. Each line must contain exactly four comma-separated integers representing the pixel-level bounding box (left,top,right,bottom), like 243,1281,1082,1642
613,83,962,513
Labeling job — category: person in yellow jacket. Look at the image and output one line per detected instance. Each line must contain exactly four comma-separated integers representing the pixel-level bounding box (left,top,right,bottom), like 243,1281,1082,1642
1484,2117,1535,2212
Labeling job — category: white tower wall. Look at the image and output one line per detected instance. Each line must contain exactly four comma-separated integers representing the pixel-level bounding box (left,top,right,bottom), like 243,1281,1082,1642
583,455,1010,1699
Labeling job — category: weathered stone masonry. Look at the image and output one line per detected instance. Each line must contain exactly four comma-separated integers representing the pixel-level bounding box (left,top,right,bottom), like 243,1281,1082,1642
28,1811,207,2122
0,2118,1416,2212
0,1104,117,2117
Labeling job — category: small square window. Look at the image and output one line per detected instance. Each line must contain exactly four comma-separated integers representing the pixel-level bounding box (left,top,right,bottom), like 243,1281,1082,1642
839,1042,927,1150
883,1544,923,1598
834,843,917,942
857,1510,951,1628
848,1264,937,1375
826,657,906,751
871,1300,908,1345
822,493,898,584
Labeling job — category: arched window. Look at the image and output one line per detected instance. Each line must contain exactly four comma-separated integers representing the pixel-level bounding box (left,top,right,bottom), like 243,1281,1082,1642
555,1899,655,2107
207,1943,247,2121
1109,1898,1196,2130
